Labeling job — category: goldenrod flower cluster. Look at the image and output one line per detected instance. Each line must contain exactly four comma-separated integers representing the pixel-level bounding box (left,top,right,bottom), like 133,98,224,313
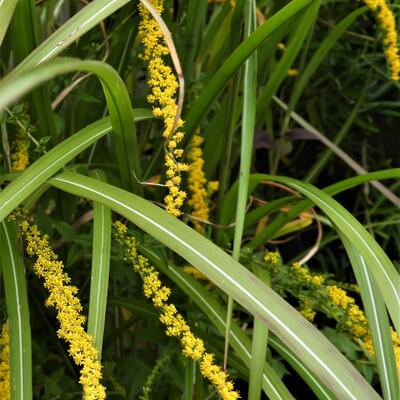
187,133,211,232
113,221,240,399
363,0,400,80
11,107,31,172
0,323,10,400
138,0,188,217
20,221,106,400
263,254,400,373
263,251,281,271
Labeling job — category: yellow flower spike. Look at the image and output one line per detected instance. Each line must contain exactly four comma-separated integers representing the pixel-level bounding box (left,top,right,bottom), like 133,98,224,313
0,323,10,400
266,257,400,373
362,0,400,80
20,222,106,399
138,0,188,217
10,105,31,172
11,137,29,172
113,221,240,399
187,132,213,232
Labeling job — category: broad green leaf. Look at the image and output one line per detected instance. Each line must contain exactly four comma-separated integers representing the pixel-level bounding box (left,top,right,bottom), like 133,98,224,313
48,171,381,400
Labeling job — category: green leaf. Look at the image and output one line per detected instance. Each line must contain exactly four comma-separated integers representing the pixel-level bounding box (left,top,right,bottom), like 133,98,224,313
0,58,142,192
0,109,152,222
10,0,131,75
48,171,381,400
87,170,111,360
225,0,257,374
0,221,32,400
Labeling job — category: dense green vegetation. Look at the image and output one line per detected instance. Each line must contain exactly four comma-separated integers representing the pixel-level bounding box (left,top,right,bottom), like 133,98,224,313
0,0,399,399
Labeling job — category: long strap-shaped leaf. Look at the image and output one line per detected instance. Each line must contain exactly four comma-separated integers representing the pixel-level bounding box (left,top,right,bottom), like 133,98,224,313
0,109,152,222
9,0,131,76
257,175,400,336
48,171,380,400
217,169,400,247
341,235,399,400
0,58,141,193
225,0,257,372
87,170,111,360
0,221,32,400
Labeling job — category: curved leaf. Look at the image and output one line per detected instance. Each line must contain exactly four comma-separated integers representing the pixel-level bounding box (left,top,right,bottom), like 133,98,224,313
0,221,32,400
48,171,381,400
0,58,141,192
0,109,152,222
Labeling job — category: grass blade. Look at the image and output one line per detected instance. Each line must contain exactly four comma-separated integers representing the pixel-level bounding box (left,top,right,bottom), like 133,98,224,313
87,170,111,360
48,171,381,400
0,58,142,192
0,109,152,222
225,0,257,370
0,221,32,400
248,267,270,400
10,0,131,76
